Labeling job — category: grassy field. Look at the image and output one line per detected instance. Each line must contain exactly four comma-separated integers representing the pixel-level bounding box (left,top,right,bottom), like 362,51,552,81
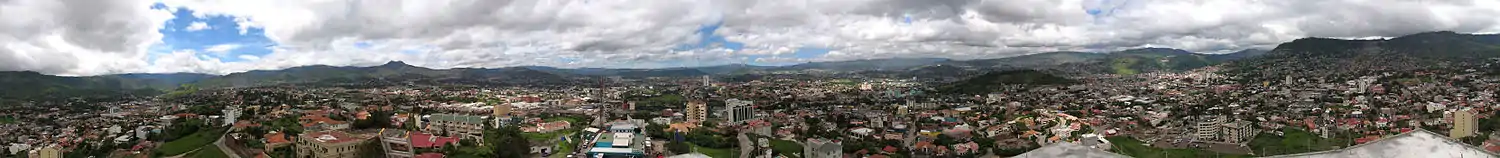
156,129,224,156
691,143,738,158
1106,136,1250,158
1249,128,1349,156
0,116,14,124
525,116,585,141
185,145,230,158
548,135,583,158
768,139,803,158
1111,58,1140,75
747,134,803,158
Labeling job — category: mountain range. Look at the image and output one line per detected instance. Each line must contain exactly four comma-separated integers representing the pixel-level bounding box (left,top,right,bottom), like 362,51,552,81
3,31,1498,100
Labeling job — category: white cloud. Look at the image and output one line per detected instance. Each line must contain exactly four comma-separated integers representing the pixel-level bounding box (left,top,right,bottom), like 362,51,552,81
185,21,211,31
6,0,1500,75
203,44,241,53
0,0,172,76
237,55,259,60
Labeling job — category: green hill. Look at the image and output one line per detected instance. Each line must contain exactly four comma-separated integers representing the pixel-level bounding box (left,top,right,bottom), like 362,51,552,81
938,70,1077,94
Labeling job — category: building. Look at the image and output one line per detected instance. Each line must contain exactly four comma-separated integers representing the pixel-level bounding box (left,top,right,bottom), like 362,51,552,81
726,99,757,124
804,138,842,158
380,129,461,158
1194,115,1223,141
301,115,351,131
223,106,241,126
159,115,179,127
296,131,374,158
1011,142,1129,158
1221,120,1256,143
265,132,292,153
1453,109,1479,138
587,122,648,158
1260,129,1498,157
493,103,512,118
685,101,707,123
32,144,61,158
702,75,712,87
427,114,488,141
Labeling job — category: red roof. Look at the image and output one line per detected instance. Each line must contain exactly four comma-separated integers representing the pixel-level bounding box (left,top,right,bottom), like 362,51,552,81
882,146,898,153
233,121,261,129
409,132,461,148
300,115,347,127
265,133,290,144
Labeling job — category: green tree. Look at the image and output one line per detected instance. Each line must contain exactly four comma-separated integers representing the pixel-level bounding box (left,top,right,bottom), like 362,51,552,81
646,123,668,138
668,139,692,154
485,123,531,158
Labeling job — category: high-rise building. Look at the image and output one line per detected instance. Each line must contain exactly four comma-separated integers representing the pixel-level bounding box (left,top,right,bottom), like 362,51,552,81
1221,119,1256,143
1194,115,1223,141
685,101,707,123
1452,109,1478,138
726,99,757,124
223,106,240,126
702,76,712,87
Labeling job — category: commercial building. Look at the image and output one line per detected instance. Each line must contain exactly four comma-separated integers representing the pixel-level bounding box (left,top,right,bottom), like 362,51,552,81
296,131,374,158
586,122,648,158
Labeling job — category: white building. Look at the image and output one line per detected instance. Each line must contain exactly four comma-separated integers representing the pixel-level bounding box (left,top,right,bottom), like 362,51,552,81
223,106,241,126
1194,115,1223,141
804,138,842,158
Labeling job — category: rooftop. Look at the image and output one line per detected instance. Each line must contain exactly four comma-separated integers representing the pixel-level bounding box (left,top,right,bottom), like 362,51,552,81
299,131,367,144
1261,129,1498,158
429,114,487,124
1012,142,1129,158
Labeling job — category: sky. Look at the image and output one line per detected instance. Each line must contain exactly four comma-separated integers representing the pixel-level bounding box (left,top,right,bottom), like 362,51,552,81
3,0,1500,76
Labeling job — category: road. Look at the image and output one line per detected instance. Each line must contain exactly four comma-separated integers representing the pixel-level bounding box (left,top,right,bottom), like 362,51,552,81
738,133,752,158
214,128,244,158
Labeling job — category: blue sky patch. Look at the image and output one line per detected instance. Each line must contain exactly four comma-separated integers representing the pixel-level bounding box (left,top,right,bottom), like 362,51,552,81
152,3,276,62
675,21,744,51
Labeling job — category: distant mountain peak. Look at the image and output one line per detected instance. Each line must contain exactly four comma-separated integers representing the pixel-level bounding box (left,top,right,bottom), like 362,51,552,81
379,61,414,67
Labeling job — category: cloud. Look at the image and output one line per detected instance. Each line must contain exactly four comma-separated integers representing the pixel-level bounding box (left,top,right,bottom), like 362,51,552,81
0,0,172,76
236,55,259,60
185,21,211,31
203,43,241,53
6,0,1500,75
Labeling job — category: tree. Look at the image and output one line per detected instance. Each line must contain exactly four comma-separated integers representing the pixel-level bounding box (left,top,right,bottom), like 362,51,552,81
442,143,459,155
647,123,668,138
485,123,531,158
667,139,692,154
